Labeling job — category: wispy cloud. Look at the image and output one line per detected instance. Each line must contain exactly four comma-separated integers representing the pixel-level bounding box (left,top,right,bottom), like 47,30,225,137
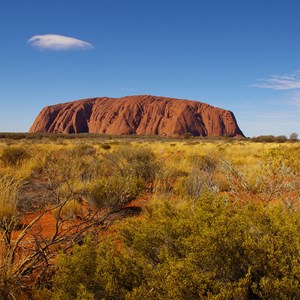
285,90,300,110
27,34,93,51
254,69,300,90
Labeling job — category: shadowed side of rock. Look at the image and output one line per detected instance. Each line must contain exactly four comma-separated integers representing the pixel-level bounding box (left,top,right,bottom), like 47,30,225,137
29,95,245,137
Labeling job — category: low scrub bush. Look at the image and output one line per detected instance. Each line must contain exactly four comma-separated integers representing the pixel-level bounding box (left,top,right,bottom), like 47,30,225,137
183,132,193,139
72,144,96,156
182,168,219,197
222,157,300,206
154,167,188,194
103,146,160,188
53,199,83,220
252,135,290,143
289,132,298,142
188,154,218,174
100,143,111,150
0,175,23,223
252,135,275,143
265,145,300,172
1,146,29,166
180,155,220,197
43,149,100,194
48,194,300,299
90,176,143,210
274,135,288,143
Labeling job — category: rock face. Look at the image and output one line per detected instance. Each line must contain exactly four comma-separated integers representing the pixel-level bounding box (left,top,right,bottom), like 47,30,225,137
29,95,245,137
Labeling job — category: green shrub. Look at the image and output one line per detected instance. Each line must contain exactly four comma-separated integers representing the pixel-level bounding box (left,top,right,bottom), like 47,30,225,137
181,155,220,197
49,194,300,299
51,239,98,300
90,176,143,210
103,146,160,188
43,149,100,191
188,154,218,174
1,147,29,166
265,146,300,172
182,168,219,197
154,167,188,194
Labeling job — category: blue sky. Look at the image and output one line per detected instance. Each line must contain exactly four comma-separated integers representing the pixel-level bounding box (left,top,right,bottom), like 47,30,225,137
1,0,300,137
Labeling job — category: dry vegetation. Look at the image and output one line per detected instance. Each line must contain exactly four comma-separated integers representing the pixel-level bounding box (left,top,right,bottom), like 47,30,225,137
0,134,299,299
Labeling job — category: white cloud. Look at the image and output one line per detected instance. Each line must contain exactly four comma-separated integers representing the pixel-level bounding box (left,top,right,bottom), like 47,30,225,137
27,34,93,50
254,69,300,90
285,90,300,110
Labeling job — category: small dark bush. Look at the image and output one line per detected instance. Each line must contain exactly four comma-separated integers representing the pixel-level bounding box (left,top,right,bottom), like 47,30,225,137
101,143,111,150
183,132,193,139
72,144,96,156
188,155,218,174
289,132,298,142
1,147,29,166
274,135,288,143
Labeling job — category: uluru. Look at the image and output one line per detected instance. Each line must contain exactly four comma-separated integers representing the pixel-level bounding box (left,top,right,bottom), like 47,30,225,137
29,95,245,137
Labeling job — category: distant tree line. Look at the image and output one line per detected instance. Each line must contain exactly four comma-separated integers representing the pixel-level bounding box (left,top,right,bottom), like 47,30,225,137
251,132,298,143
